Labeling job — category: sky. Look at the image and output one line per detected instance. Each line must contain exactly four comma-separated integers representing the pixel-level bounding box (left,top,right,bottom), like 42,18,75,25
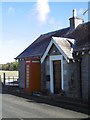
0,0,89,64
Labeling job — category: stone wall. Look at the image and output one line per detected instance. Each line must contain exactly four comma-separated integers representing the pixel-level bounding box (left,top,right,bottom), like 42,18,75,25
40,43,89,100
41,43,81,98
81,54,89,100
41,62,46,90
63,59,81,98
18,60,25,88
42,57,82,98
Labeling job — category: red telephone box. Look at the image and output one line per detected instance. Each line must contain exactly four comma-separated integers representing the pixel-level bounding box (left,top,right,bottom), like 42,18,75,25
25,58,41,93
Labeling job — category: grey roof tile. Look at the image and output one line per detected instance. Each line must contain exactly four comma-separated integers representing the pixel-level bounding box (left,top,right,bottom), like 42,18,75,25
16,22,90,59
16,27,70,59
65,22,90,51
52,37,73,59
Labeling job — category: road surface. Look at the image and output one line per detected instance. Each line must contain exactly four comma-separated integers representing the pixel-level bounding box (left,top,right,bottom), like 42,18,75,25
2,93,89,119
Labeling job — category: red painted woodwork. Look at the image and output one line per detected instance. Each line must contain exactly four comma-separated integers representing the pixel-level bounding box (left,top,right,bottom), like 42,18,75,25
24,58,41,94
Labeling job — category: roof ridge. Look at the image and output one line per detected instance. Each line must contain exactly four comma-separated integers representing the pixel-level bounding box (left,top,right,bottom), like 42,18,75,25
41,27,70,36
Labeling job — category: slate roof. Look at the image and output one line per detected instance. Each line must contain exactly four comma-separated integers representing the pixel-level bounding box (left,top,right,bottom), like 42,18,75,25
16,27,70,59
65,22,90,52
52,37,74,59
16,22,90,59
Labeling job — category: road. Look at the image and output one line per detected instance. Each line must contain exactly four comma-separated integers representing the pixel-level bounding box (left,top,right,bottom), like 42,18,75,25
2,93,89,119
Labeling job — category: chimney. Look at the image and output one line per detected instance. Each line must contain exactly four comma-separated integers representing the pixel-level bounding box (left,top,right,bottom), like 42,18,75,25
69,9,84,29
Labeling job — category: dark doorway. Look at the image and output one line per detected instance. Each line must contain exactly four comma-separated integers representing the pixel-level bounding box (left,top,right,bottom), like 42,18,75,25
53,60,61,94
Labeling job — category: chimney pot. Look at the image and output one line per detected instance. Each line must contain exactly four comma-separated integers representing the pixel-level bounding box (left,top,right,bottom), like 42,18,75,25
69,9,84,29
73,9,77,17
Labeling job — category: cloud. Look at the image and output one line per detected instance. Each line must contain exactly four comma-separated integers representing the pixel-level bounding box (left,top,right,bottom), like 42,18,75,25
77,8,85,15
35,0,50,23
8,7,15,14
49,17,63,29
